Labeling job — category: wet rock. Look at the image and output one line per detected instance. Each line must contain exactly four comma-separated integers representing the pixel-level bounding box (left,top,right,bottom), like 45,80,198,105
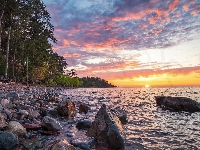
41,116,63,131
111,108,128,124
0,131,19,150
56,100,76,117
76,120,92,130
86,104,124,149
0,113,8,129
5,103,14,109
7,121,27,136
79,104,90,114
52,139,75,150
155,96,200,112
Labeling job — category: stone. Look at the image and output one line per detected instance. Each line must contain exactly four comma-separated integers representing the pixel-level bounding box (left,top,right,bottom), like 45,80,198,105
79,104,90,114
7,121,27,136
28,110,40,119
19,109,29,117
22,138,42,150
22,123,42,130
0,113,8,129
56,100,76,117
0,99,9,107
3,109,13,120
86,104,124,149
44,109,59,118
155,96,200,112
41,116,63,131
0,131,19,150
51,139,75,150
6,92,19,100
76,120,92,130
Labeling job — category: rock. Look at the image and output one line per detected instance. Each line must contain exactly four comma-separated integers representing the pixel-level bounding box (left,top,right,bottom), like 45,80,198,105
52,139,75,150
3,109,13,120
28,110,40,119
22,138,42,150
112,108,128,124
70,142,90,150
7,121,27,136
5,103,14,109
0,99,9,107
0,113,8,129
0,131,19,150
6,92,19,100
155,96,200,112
41,116,63,131
19,109,29,117
76,120,92,130
22,123,42,130
79,104,90,114
56,100,76,117
44,109,59,118
86,104,124,149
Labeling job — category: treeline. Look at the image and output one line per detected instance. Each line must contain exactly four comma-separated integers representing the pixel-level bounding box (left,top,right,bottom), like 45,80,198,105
79,77,116,88
0,0,82,87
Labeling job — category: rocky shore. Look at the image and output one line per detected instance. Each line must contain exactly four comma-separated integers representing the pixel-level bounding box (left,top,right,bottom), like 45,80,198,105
0,83,126,150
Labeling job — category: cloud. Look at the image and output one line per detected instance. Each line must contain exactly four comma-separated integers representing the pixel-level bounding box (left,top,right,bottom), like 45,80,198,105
43,0,200,83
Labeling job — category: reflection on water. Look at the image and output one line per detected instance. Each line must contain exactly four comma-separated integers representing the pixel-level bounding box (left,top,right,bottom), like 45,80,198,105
62,87,200,149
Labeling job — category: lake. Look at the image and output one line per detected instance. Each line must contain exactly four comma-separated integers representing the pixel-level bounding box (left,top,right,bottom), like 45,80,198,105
60,87,200,150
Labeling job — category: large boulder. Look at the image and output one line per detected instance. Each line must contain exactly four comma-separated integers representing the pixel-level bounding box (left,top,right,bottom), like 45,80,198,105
41,116,63,131
0,131,19,150
7,121,27,136
86,104,124,149
56,100,76,117
155,96,200,112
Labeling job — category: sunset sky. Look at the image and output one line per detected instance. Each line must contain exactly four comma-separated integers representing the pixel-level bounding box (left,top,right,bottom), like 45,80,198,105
43,0,200,87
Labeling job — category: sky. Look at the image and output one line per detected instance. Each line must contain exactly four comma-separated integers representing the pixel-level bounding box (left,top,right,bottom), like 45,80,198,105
43,0,200,87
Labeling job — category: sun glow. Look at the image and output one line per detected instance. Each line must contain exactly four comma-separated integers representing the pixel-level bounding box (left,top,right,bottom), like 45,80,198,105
145,84,150,88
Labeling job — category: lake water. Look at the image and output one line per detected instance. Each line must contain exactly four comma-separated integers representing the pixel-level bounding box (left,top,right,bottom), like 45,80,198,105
61,87,200,150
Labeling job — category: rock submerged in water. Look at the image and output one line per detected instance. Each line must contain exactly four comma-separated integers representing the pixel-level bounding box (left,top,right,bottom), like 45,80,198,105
155,96,200,112
86,104,124,149
76,120,92,130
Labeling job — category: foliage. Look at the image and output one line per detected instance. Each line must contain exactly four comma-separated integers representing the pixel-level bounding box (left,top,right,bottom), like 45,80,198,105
79,77,116,88
0,0,70,86
47,75,83,87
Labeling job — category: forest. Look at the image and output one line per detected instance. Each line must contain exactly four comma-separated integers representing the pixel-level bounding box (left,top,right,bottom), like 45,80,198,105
0,0,116,88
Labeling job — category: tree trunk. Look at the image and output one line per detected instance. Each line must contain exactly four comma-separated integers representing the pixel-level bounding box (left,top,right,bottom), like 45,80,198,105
12,47,16,82
5,26,11,79
0,9,4,52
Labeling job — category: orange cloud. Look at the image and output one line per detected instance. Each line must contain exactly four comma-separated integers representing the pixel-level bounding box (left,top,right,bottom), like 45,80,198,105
183,5,189,11
63,52,83,58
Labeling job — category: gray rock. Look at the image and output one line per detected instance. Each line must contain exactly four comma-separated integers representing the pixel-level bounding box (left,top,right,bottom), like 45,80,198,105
155,96,200,112
6,92,19,101
0,113,8,129
0,99,9,107
22,138,42,150
76,120,92,130
28,110,40,119
44,109,59,118
86,104,124,149
7,121,27,136
0,131,19,150
42,116,63,131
